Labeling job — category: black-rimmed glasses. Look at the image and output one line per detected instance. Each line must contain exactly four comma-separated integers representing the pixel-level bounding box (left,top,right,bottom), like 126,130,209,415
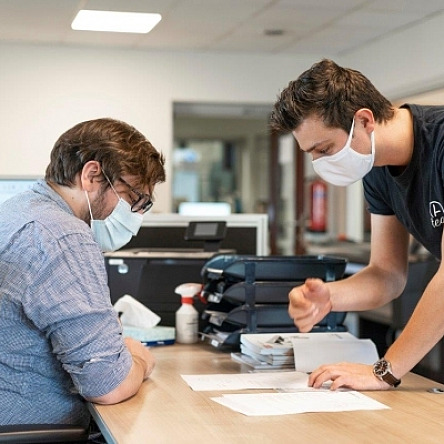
118,177,153,213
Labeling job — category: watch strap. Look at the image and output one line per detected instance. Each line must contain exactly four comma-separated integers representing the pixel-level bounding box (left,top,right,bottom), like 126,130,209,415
381,371,401,387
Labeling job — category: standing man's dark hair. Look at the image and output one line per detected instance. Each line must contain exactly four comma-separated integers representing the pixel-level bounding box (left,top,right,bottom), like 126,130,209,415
270,59,394,134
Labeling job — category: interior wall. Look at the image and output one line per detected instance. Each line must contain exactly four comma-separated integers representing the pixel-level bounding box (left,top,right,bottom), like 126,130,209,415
3,9,444,216
0,42,317,213
341,11,444,100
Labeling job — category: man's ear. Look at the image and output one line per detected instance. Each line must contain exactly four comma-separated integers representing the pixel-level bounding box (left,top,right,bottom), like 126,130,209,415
80,161,103,192
354,108,375,134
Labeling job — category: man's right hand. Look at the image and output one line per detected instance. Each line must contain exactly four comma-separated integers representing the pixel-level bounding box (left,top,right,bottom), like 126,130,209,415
88,337,156,405
288,278,332,332
124,337,156,379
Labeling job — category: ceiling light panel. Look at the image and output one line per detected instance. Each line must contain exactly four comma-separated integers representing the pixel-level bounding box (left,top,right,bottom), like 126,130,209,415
71,10,161,34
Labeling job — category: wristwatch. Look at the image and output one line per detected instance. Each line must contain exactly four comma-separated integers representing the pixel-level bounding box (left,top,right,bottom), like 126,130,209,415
373,358,401,387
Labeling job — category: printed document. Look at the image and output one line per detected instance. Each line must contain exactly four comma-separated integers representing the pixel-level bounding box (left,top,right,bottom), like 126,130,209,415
211,391,390,416
182,332,386,417
181,371,310,391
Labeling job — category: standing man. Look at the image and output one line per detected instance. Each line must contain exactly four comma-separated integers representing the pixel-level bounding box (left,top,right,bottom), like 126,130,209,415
270,59,443,390
0,118,165,427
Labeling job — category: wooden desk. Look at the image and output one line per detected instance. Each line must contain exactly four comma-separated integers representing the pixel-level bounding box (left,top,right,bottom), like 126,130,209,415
89,343,444,444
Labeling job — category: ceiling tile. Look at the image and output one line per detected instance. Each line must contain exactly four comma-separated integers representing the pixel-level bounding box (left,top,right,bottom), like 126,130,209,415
0,0,442,55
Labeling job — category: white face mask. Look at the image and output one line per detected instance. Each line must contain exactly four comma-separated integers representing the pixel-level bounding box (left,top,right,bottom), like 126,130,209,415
85,189,143,253
312,119,375,186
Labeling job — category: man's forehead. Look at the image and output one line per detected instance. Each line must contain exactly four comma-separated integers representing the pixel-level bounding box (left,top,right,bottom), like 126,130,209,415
293,118,329,152
294,118,349,154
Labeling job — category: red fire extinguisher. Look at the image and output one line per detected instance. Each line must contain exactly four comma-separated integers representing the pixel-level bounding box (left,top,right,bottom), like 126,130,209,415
309,179,327,232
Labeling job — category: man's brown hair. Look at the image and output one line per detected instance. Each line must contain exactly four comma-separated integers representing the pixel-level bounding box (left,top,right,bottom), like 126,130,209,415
270,59,394,134
45,118,165,192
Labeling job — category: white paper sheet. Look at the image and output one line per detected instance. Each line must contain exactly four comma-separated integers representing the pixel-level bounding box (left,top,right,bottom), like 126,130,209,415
292,338,379,373
181,371,310,391
211,391,390,416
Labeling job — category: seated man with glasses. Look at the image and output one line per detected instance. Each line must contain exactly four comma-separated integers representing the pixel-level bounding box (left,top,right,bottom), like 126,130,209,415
0,118,166,432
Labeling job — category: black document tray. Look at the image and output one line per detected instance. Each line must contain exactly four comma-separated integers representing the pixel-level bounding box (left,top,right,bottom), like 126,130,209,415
222,281,303,304
202,254,347,283
204,318,348,349
224,304,347,328
201,254,348,346
225,304,297,327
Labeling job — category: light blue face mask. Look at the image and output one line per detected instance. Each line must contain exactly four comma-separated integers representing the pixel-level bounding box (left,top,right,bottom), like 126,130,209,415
85,189,143,253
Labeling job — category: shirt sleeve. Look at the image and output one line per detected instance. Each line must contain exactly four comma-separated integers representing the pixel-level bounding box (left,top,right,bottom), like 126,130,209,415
23,224,132,399
363,169,396,216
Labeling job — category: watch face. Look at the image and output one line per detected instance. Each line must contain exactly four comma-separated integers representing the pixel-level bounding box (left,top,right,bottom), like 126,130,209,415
374,359,389,376
373,359,401,387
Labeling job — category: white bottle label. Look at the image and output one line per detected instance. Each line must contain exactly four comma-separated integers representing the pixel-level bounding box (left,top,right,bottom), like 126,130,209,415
175,307,198,344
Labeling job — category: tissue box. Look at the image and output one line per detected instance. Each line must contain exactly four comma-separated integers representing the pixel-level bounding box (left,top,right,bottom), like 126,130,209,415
122,325,175,346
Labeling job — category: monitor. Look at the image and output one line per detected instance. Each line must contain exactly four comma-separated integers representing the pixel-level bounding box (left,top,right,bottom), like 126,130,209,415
0,176,41,205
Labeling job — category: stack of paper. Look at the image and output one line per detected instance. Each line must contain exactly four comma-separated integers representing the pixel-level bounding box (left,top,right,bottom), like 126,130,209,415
232,332,379,372
231,333,295,371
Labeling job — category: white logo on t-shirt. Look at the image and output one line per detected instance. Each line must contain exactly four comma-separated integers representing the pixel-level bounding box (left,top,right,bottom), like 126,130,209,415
430,201,444,228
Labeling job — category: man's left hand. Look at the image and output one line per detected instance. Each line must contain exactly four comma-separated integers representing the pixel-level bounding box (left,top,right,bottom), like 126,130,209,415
308,362,392,391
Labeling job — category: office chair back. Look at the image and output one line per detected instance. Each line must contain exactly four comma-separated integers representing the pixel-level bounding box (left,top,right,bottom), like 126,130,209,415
0,423,89,443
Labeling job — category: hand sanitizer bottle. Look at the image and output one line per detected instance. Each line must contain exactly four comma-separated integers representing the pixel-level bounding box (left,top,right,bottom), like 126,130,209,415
175,283,201,344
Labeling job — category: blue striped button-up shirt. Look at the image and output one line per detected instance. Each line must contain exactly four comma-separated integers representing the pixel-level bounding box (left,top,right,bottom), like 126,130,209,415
0,180,132,426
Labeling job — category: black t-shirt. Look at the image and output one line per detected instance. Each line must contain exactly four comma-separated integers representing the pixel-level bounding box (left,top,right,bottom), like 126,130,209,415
363,104,444,260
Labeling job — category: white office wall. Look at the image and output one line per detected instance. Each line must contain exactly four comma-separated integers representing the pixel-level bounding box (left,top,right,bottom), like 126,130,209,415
0,42,317,212
2,10,444,215
341,11,444,100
